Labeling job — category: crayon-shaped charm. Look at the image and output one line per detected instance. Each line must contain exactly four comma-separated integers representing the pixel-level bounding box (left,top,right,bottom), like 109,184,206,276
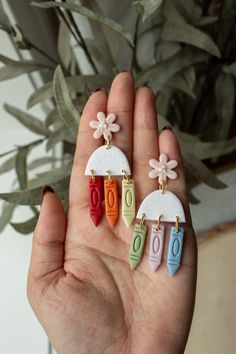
149,224,164,272
104,178,119,228
129,223,147,270
89,176,103,226
167,226,184,276
122,179,135,227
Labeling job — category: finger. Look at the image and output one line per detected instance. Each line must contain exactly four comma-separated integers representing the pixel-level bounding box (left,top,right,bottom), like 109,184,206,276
69,90,107,207
158,128,191,224
106,72,134,165
133,87,159,202
28,187,66,284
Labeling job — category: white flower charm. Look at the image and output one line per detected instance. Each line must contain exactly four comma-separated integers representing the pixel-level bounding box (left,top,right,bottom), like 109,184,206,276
149,153,178,184
89,112,120,141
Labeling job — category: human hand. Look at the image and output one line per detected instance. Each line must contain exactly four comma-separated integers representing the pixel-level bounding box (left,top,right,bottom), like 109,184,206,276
27,73,197,354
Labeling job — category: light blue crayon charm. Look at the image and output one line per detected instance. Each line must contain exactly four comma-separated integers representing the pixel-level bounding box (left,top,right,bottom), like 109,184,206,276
167,226,184,276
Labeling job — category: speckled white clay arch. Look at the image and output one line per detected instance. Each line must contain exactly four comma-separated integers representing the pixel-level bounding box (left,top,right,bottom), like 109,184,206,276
136,190,186,223
85,145,131,176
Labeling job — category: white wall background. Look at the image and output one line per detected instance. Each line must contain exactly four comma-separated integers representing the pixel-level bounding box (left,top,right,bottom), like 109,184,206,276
0,28,49,354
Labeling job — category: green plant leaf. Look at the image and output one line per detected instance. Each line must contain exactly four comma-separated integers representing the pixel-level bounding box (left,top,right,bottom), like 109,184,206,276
183,136,236,160
31,1,134,47
162,21,221,58
197,16,218,26
0,54,51,82
187,188,200,205
46,126,75,152
162,1,220,58
15,146,29,189
0,176,70,205
58,20,72,70
183,66,196,89
183,149,227,189
223,62,236,76
0,155,15,175
166,73,196,99
45,97,85,129
0,202,16,233
27,74,112,108
137,47,208,92
4,103,49,136
28,157,62,170
53,65,80,138
11,215,38,235
0,0,12,32
133,0,163,21
29,164,72,189
215,73,235,141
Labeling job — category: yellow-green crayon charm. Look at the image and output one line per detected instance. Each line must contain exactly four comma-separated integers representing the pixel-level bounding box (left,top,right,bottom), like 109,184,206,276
128,215,147,270
122,177,135,227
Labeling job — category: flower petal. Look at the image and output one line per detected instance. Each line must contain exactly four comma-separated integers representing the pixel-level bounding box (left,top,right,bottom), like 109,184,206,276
149,159,160,168
93,128,103,139
158,172,167,184
106,113,116,124
97,112,106,123
159,153,168,164
109,123,120,132
166,160,178,169
166,170,177,180
89,120,99,129
148,169,159,179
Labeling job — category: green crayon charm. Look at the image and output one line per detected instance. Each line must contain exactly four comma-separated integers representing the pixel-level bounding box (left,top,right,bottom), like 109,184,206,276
129,217,147,270
122,178,135,227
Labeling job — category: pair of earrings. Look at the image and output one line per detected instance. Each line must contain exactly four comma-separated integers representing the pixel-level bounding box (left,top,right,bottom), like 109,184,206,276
85,112,186,276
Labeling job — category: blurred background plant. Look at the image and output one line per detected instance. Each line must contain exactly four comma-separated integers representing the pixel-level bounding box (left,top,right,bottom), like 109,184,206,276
0,0,236,236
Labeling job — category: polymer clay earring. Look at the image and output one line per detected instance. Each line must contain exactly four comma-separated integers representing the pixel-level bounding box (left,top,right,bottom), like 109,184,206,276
85,112,135,228
128,153,186,276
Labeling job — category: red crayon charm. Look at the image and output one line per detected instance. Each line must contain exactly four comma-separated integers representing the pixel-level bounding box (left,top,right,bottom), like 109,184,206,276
89,176,103,226
104,177,119,228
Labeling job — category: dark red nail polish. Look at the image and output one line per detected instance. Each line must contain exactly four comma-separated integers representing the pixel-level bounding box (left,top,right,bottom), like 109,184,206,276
162,125,173,131
94,87,107,94
40,185,54,204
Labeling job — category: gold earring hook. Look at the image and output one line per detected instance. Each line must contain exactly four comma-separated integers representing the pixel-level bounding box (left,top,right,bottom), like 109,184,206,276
122,170,131,183
106,170,112,182
106,136,111,149
139,214,145,229
160,182,165,194
175,216,180,232
156,214,163,231
90,169,95,182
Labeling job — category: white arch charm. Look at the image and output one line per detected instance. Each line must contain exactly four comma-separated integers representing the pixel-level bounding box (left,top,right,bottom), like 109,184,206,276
85,145,131,176
136,190,186,223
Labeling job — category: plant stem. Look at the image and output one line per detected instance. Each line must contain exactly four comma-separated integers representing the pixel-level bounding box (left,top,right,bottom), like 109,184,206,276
131,14,141,74
28,41,58,66
60,0,99,73
56,7,82,47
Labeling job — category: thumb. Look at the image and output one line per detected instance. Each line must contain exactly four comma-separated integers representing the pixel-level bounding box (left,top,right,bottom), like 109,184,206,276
28,186,67,285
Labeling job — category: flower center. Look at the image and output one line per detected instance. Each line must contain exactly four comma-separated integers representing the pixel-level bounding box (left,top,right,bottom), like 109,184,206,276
103,123,108,129
158,165,167,173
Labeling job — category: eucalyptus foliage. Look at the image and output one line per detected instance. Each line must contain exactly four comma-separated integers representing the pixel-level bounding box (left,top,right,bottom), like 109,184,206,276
0,0,236,234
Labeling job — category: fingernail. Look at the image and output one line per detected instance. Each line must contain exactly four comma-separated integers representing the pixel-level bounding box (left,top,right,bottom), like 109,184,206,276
94,87,107,94
40,185,54,204
162,125,173,131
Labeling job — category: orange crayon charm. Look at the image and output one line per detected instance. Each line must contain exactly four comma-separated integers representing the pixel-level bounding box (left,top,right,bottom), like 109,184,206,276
104,175,119,228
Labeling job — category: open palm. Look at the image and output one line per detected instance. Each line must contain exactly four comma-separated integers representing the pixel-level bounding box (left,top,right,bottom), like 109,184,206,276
28,73,197,354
